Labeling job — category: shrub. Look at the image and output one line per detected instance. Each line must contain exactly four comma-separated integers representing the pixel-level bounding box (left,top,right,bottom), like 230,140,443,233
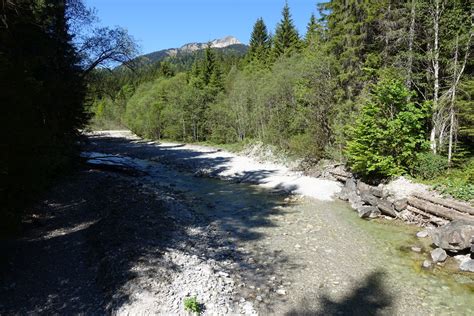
431,159,474,202
410,152,448,180
183,296,202,314
346,77,429,179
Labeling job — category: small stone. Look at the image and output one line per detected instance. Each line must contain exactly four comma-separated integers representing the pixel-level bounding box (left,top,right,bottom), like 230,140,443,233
460,258,474,272
256,295,263,301
411,246,422,253
416,230,429,238
431,248,448,263
422,260,432,269
276,289,287,295
295,244,302,249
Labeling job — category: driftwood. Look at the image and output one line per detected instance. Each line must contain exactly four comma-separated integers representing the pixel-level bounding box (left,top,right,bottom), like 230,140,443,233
406,205,449,226
412,193,474,216
407,197,474,221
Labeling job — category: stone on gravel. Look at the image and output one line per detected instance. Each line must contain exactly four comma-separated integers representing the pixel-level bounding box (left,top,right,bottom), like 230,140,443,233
431,248,448,263
357,206,381,219
416,230,429,238
459,258,474,272
411,246,422,253
422,260,432,269
431,220,474,252
276,289,287,295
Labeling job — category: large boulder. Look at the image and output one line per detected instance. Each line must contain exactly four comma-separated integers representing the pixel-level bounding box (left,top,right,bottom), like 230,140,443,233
431,220,474,252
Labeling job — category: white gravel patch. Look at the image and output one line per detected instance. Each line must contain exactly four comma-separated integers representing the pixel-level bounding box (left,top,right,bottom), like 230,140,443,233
88,130,342,201
385,176,431,200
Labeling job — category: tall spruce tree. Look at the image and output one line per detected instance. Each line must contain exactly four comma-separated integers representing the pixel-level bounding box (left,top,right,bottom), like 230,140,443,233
272,2,300,58
247,18,271,65
305,13,324,47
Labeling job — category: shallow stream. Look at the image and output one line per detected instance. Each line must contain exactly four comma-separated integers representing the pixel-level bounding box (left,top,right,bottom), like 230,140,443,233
83,149,474,315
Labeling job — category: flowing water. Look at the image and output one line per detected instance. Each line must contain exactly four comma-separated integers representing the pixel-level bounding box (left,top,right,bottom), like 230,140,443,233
82,144,474,315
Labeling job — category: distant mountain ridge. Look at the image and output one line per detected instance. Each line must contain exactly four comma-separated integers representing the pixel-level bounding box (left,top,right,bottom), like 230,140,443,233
138,36,247,65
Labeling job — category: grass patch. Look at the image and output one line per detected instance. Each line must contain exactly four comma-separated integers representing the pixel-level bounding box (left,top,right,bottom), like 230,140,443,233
183,296,202,314
415,159,474,203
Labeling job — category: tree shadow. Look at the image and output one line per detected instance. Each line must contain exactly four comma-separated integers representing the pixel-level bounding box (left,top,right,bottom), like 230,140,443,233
1,134,300,314
285,271,393,316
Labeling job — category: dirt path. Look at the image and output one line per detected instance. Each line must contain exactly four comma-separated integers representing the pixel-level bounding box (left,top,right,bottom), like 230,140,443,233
1,131,473,315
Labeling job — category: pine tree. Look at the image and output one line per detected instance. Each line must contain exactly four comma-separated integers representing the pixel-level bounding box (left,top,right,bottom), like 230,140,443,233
272,2,300,59
247,18,271,65
305,13,324,47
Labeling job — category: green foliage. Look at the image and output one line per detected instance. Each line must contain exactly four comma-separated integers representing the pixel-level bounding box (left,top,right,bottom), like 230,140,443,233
346,77,429,178
247,18,271,67
430,159,474,202
85,0,473,192
272,2,300,59
410,152,448,180
183,297,202,314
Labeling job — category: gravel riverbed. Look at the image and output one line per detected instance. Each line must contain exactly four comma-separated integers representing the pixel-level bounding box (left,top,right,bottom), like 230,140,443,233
1,130,473,315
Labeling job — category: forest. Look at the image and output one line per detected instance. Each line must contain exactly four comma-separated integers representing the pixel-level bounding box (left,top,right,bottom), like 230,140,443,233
1,0,473,233
90,1,473,200
0,0,137,234
1,0,474,314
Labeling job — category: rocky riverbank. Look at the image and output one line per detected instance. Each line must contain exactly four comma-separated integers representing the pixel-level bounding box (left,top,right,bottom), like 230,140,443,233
320,165,474,273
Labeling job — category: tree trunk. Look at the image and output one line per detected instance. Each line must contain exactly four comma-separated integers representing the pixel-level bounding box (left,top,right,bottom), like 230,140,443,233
448,35,460,164
406,0,416,90
430,0,441,154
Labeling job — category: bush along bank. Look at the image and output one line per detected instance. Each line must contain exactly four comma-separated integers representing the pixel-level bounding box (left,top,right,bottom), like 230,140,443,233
324,165,474,273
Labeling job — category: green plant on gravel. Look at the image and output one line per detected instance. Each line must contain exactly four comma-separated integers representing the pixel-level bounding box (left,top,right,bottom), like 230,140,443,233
184,296,202,314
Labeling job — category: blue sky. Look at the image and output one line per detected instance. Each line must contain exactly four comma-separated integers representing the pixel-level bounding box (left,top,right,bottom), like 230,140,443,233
85,0,323,54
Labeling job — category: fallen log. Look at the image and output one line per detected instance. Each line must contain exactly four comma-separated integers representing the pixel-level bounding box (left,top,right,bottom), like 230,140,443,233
407,197,474,221
412,193,474,216
406,205,449,226
334,175,349,182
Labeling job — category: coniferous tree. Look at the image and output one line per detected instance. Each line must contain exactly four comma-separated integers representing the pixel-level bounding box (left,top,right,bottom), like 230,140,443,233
272,2,300,59
247,18,271,65
305,13,324,47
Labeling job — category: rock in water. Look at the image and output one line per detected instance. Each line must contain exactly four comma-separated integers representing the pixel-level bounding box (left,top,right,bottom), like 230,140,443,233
431,248,448,263
416,230,429,238
422,260,432,269
460,259,474,272
431,220,474,252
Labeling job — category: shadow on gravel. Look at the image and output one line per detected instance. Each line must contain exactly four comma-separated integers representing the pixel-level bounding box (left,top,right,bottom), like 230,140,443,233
87,135,234,173
285,271,392,316
1,134,298,314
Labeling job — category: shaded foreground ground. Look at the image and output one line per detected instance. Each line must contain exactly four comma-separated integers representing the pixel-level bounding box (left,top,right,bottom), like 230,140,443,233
1,131,473,315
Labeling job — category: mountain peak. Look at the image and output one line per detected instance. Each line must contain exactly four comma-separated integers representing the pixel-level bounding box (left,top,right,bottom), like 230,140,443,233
137,36,247,65
180,36,242,52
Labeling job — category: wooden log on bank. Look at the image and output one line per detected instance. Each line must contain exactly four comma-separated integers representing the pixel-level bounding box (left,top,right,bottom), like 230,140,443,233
406,205,449,226
412,193,474,216
407,196,474,221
